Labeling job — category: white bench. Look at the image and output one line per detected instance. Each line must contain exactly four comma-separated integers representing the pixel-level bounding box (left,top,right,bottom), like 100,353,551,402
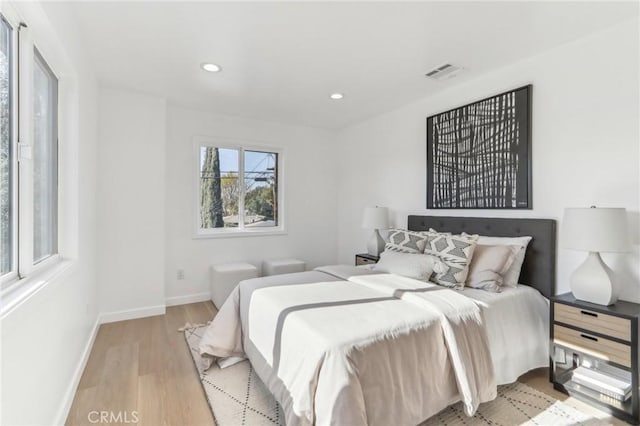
262,258,306,276
210,262,258,309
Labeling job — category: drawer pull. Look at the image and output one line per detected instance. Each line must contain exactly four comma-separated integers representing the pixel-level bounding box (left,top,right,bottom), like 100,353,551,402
580,334,598,342
580,310,598,318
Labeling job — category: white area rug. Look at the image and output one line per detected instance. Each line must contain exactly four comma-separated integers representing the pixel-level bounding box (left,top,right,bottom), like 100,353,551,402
185,325,614,426
185,325,283,426
419,382,614,426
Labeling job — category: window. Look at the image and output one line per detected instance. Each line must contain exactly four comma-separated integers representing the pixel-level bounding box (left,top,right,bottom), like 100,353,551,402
197,141,283,236
1,16,14,277
33,49,58,263
1,9,60,288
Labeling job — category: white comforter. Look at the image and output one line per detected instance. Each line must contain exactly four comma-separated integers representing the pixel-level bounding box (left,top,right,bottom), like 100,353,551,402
200,272,496,425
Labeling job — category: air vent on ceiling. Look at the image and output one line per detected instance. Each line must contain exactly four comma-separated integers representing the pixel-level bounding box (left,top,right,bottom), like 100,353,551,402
425,63,463,80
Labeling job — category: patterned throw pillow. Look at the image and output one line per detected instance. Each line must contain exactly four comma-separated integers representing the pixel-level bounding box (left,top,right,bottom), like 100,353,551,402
422,231,479,289
384,229,429,254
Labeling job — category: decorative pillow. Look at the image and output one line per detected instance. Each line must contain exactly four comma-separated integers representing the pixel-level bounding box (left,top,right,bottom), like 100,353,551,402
384,229,429,254
474,236,532,288
466,244,517,292
422,231,479,289
373,251,444,281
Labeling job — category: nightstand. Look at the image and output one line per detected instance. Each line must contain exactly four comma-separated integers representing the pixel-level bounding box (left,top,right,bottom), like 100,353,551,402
355,253,379,266
551,292,640,424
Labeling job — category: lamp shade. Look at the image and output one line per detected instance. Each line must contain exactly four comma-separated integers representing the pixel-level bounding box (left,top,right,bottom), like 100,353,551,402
562,207,630,253
362,206,389,229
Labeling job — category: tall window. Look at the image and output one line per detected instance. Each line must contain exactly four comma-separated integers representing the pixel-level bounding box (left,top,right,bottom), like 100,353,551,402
1,16,13,276
198,143,282,235
1,10,60,288
33,49,58,263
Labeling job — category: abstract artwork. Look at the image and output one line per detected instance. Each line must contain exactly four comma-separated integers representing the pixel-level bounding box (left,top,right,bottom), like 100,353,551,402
427,85,532,209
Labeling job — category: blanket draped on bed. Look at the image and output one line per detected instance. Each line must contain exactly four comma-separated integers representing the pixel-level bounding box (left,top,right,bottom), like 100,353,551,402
199,270,496,426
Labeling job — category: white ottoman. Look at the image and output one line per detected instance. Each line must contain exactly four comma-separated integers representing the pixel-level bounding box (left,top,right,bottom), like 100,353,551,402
210,262,258,309
262,258,306,276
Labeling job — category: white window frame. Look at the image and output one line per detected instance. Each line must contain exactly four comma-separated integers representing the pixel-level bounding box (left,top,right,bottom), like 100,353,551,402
32,46,58,265
0,2,62,298
193,136,285,238
0,11,18,284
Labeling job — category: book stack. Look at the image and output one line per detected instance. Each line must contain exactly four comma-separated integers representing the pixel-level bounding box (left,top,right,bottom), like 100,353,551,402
572,366,632,402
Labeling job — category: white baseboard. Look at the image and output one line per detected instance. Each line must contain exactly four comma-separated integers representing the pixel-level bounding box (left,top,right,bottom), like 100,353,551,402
99,304,166,324
54,317,100,426
165,292,211,307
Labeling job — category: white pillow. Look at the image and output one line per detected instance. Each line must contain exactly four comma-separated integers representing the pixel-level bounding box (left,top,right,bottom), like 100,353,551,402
465,244,517,292
374,251,443,282
475,236,532,288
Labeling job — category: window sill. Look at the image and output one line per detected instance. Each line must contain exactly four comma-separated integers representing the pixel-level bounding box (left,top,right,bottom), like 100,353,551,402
0,259,73,319
193,229,287,239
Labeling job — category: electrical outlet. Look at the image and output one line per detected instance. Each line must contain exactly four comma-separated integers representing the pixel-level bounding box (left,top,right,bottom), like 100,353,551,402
177,268,185,280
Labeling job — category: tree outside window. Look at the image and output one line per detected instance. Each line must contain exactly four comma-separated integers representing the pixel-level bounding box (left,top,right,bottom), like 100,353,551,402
199,145,279,232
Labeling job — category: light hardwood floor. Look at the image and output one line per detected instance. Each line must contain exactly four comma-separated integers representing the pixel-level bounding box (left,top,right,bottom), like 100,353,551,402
66,301,620,425
66,302,217,426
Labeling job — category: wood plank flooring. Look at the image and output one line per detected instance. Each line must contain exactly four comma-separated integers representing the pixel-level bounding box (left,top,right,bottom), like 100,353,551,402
66,302,621,425
66,302,217,426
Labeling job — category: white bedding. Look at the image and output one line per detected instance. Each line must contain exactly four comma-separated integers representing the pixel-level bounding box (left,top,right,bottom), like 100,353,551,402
365,262,549,379
247,274,496,425
199,267,549,425
461,284,550,384
360,263,551,378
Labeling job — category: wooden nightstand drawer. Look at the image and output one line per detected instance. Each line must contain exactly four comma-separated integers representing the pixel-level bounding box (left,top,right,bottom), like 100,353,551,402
355,253,379,266
356,256,377,266
554,324,631,368
551,293,640,424
554,302,631,342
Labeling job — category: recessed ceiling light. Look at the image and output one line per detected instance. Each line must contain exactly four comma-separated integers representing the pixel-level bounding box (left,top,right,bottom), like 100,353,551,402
329,93,344,100
201,63,222,73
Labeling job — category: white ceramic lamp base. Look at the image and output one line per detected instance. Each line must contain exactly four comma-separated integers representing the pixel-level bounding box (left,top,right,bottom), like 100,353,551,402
367,229,385,257
570,252,619,306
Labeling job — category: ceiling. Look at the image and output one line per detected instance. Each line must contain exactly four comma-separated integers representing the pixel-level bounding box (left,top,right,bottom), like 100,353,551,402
67,1,637,129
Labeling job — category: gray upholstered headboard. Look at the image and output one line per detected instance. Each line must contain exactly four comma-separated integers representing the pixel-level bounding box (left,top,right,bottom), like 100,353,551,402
407,215,557,298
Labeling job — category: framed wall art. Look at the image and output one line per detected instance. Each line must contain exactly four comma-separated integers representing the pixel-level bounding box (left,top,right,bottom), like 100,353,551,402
426,85,532,209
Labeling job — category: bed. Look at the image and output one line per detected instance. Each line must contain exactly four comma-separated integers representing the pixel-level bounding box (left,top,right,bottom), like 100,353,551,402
199,215,556,425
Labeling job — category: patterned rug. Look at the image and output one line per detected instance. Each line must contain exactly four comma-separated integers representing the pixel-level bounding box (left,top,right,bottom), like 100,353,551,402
185,325,613,426
185,325,283,425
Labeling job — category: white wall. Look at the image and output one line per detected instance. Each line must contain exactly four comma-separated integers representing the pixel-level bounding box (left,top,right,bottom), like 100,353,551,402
164,106,339,304
0,2,99,425
96,92,340,312
336,18,640,302
97,88,167,320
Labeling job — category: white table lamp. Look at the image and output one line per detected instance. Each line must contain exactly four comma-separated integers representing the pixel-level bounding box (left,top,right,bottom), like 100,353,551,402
362,206,389,256
562,207,630,305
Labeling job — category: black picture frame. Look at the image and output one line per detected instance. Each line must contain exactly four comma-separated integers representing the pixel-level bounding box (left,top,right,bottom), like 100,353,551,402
426,85,532,209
